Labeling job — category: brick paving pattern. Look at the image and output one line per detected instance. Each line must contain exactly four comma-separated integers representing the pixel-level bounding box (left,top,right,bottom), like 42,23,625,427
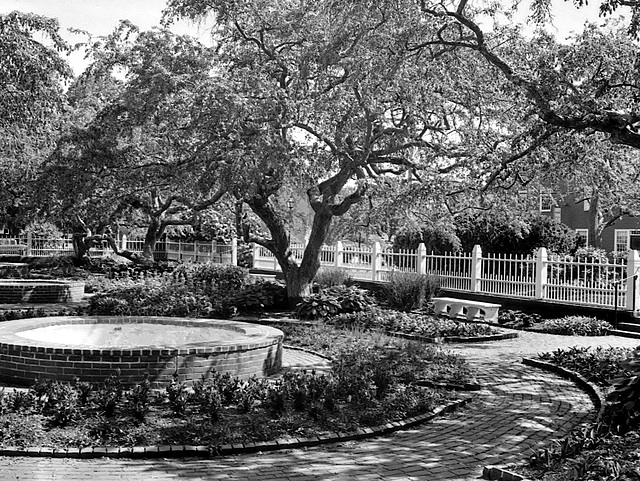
1,331,639,480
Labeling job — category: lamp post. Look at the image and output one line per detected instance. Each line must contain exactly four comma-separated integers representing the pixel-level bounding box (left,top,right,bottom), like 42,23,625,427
286,197,294,243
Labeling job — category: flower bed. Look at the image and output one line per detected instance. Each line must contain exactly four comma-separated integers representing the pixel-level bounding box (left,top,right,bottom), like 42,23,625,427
0,324,472,450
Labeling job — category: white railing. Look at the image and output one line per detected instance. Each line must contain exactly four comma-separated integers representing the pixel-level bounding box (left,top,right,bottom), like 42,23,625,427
0,234,237,265
253,241,640,312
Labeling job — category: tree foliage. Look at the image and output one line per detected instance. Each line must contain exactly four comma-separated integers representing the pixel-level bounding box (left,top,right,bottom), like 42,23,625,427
163,0,555,301
0,11,72,232
37,23,232,262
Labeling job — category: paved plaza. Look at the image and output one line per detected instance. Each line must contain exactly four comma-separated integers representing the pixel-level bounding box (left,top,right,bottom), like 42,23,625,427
1,331,639,481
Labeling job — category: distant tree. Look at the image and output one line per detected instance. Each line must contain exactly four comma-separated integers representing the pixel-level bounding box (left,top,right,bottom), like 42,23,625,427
455,212,578,255
38,24,230,264
0,12,72,232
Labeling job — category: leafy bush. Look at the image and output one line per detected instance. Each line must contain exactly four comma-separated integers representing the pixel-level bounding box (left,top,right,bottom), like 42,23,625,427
609,346,640,432
383,272,440,311
127,376,153,423
497,309,543,328
313,268,352,289
537,346,630,387
295,294,341,320
224,280,287,313
329,307,496,338
31,380,81,426
0,308,77,323
172,263,249,296
392,222,461,254
456,212,578,255
536,316,612,336
88,281,214,317
296,285,374,320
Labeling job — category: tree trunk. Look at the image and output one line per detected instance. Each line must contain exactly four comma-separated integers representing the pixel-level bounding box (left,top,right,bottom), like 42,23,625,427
284,267,313,307
141,219,161,263
587,194,603,248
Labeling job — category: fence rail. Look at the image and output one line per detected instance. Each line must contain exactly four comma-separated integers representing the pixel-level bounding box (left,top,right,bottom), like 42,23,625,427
253,241,640,312
0,234,237,266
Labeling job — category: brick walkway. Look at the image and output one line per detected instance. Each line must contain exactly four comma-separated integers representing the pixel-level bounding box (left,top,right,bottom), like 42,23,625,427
2,332,639,481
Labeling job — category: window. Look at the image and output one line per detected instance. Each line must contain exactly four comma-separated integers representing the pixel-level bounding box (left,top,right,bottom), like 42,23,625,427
615,229,640,252
539,194,554,212
575,229,588,246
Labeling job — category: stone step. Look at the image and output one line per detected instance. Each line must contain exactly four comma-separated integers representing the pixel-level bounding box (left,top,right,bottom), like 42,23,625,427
615,322,640,336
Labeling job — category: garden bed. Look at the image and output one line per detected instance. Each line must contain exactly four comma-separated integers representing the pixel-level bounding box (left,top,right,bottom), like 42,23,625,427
0,323,474,452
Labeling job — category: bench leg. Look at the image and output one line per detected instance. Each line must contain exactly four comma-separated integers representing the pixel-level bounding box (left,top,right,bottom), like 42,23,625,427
448,304,463,319
433,301,448,316
483,308,499,323
466,307,481,320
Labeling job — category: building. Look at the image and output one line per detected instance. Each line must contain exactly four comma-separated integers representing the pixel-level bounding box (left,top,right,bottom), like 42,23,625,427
539,193,640,253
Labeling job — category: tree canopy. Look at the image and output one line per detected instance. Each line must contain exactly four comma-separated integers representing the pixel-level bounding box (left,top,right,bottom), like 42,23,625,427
0,11,72,232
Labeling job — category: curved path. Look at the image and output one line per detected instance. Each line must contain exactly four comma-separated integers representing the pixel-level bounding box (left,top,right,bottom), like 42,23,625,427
2,332,639,481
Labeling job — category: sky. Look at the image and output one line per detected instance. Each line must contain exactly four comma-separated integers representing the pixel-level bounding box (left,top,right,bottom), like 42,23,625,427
0,0,622,75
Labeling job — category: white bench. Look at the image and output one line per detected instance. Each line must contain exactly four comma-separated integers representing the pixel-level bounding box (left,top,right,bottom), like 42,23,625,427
432,297,501,322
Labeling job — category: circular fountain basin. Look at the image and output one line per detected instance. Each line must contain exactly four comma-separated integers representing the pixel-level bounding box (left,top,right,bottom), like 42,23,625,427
0,279,84,303
0,316,284,387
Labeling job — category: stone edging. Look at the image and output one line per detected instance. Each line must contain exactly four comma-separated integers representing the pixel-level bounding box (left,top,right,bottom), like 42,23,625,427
521,358,606,424
0,398,470,459
390,330,519,344
482,465,531,481
282,344,333,360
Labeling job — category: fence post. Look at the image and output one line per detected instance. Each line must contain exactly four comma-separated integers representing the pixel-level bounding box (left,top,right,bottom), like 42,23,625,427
231,237,238,266
372,242,382,281
417,243,427,275
470,244,482,292
335,241,343,268
251,242,260,269
121,234,127,251
26,232,32,256
626,250,640,313
535,247,548,300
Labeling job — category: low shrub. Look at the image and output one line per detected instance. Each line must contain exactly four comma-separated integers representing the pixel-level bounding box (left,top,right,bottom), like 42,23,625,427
295,294,341,320
535,316,612,336
313,268,352,289
172,263,249,296
88,282,213,317
537,345,630,387
224,280,287,313
329,307,496,339
497,309,543,328
295,285,375,320
383,272,439,311
0,308,78,323
609,346,640,433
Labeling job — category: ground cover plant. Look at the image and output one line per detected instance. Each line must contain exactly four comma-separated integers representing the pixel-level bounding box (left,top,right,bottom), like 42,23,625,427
328,307,498,339
0,325,471,449
498,310,613,336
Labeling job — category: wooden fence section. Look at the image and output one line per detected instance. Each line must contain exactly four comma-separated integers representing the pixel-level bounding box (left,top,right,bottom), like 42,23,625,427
253,242,640,312
0,235,237,266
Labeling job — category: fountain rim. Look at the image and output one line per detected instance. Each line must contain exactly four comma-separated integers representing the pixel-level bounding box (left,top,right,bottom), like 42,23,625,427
0,316,284,355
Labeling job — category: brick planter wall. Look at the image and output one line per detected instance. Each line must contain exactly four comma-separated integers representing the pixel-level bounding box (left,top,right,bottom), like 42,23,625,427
0,280,84,303
0,316,283,387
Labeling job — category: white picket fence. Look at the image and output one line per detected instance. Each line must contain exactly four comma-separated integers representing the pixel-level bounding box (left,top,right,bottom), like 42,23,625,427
253,242,638,311
0,234,237,265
